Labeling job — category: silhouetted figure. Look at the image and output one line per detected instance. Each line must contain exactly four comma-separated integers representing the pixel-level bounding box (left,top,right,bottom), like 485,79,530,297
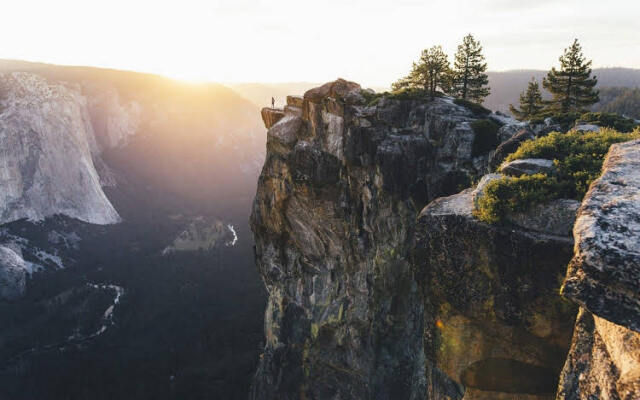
271,97,275,108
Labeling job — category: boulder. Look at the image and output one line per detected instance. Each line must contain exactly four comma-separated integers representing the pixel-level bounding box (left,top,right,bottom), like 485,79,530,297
562,139,640,332
507,199,580,236
266,115,304,154
303,78,362,103
499,158,555,176
490,114,526,142
286,95,304,108
260,107,285,129
489,127,535,171
471,173,504,210
572,124,600,132
558,139,640,400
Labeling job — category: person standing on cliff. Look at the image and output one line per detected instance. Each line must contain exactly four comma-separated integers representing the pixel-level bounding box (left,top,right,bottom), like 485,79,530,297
271,97,275,108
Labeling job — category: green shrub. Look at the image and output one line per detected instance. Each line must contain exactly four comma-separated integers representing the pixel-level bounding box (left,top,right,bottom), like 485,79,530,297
527,111,638,133
529,111,581,131
471,119,500,156
576,112,637,133
361,88,436,106
476,127,640,223
454,98,491,116
475,174,561,223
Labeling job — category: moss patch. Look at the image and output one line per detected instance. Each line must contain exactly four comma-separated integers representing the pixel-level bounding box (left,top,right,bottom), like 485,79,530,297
476,128,640,223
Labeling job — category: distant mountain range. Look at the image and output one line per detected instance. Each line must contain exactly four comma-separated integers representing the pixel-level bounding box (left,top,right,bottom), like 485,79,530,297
485,67,640,113
228,68,640,116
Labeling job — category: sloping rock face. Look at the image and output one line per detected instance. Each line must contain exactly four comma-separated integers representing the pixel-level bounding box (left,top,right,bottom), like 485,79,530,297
558,139,640,399
0,245,28,301
250,80,504,399
414,187,578,399
81,82,142,149
0,72,120,224
499,158,555,176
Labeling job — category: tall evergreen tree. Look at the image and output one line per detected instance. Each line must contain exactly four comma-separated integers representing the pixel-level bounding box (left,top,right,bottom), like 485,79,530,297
450,34,490,103
542,39,599,113
510,78,544,119
392,45,450,99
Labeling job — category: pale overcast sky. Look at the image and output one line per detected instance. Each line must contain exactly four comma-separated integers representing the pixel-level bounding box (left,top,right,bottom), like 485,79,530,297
1,0,639,87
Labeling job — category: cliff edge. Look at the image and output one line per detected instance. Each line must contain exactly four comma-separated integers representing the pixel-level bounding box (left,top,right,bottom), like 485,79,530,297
558,139,640,399
250,79,520,399
250,80,640,399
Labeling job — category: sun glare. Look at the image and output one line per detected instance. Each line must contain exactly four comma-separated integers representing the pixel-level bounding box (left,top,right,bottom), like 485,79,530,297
156,68,216,84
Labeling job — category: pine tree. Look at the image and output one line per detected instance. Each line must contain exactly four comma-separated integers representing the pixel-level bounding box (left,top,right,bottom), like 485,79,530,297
450,34,490,103
392,45,450,99
542,39,599,113
510,78,544,120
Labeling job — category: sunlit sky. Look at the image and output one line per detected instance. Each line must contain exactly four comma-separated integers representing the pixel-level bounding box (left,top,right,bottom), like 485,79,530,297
2,0,639,87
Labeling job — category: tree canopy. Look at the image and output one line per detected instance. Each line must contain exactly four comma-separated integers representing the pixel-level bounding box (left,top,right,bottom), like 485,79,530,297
392,45,450,99
542,39,599,113
450,34,490,103
510,78,544,119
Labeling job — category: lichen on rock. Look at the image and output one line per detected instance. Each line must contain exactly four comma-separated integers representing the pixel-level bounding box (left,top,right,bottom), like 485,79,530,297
558,139,640,400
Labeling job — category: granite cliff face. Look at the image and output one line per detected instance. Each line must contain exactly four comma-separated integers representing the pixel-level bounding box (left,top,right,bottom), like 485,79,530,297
250,79,521,399
251,80,640,399
0,72,120,224
0,66,267,229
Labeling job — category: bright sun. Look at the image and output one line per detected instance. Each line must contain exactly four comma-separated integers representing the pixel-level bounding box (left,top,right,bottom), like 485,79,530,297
159,67,216,84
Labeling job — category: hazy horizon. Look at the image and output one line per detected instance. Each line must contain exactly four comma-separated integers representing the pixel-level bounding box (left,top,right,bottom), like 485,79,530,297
2,57,639,89
2,0,639,87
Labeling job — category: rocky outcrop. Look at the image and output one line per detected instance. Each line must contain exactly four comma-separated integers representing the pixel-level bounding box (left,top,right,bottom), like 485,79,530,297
414,182,578,399
488,127,535,171
557,309,640,400
562,139,640,330
0,246,27,301
499,158,555,176
507,199,580,236
558,139,640,400
572,124,600,133
261,108,285,129
162,217,237,254
250,80,513,399
250,79,640,400
0,72,120,224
